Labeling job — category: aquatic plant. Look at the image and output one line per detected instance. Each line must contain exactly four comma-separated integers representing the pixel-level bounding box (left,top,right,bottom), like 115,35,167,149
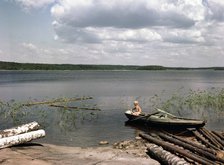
0,96,100,131
153,88,224,119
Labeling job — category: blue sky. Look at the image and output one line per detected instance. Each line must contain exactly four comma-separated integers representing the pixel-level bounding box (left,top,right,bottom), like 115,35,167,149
0,0,224,67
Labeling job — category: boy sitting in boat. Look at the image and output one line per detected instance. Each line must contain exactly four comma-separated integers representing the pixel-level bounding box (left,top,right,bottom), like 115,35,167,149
132,101,142,116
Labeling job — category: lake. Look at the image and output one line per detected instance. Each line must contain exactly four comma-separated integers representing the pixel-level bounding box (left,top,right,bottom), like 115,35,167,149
0,70,224,147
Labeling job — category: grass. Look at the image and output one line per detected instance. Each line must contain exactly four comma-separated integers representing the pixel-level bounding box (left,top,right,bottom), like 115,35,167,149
147,88,224,120
0,96,100,128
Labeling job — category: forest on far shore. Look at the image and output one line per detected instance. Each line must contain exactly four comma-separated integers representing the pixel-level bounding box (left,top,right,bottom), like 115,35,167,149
0,61,223,71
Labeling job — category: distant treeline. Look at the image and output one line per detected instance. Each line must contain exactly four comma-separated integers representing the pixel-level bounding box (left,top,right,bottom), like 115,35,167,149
0,61,223,70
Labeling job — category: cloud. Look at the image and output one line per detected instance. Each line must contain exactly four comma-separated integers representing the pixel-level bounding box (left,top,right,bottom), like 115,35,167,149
11,0,56,10
51,0,209,44
21,42,55,62
12,0,224,45
22,42,38,51
51,0,202,28
52,21,162,43
49,0,224,46
162,29,205,44
3,0,224,67
52,21,101,43
206,0,224,21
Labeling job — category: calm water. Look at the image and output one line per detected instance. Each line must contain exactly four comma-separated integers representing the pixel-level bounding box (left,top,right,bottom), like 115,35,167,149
0,70,224,147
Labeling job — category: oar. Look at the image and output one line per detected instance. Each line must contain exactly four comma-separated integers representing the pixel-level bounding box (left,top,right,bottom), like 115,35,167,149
129,111,160,122
156,108,177,117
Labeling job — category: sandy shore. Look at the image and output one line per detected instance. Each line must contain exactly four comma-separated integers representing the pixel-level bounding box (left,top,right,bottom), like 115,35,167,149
0,139,160,165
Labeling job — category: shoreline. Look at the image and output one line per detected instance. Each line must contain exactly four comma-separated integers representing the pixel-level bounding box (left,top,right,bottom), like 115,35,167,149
0,139,160,165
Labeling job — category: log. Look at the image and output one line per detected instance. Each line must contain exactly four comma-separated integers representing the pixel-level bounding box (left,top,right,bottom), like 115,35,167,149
165,132,218,156
157,132,224,164
147,143,190,165
212,131,224,141
139,133,213,165
0,122,40,138
198,128,222,149
191,129,220,150
205,129,224,148
0,129,45,149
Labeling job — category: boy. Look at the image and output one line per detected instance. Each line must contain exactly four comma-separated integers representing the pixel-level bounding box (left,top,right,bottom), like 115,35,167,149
132,101,142,116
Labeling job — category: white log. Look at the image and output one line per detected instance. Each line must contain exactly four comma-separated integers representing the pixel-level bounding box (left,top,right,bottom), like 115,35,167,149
147,144,190,165
0,129,45,149
0,121,40,138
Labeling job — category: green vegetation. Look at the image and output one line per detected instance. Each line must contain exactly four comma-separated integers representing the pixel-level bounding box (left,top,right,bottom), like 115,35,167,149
0,61,138,70
148,88,224,119
137,65,166,70
0,96,99,130
1,61,223,70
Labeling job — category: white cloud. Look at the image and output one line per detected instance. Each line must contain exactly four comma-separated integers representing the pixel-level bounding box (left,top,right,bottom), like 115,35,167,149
206,0,224,21
3,0,224,67
162,28,205,44
48,0,224,66
12,0,56,10
22,42,38,51
98,28,162,42
20,42,55,62
51,0,195,28
50,0,217,45
53,26,162,43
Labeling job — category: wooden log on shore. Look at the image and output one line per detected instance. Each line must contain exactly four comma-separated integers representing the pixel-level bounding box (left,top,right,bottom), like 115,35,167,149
198,128,223,149
157,132,224,164
147,143,190,165
0,122,40,138
0,129,45,149
139,133,213,165
204,129,224,148
165,132,218,156
191,129,220,150
212,131,224,141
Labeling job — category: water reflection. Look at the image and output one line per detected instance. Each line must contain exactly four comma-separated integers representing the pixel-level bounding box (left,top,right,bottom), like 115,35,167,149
125,121,194,137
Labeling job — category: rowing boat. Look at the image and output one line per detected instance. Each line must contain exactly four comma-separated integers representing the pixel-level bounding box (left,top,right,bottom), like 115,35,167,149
125,109,205,128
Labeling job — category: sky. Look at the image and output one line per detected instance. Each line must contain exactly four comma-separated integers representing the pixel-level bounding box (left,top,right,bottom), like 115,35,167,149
0,0,224,67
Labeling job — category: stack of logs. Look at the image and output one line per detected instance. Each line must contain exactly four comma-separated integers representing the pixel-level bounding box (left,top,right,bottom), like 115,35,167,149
139,128,224,165
0,122,45,149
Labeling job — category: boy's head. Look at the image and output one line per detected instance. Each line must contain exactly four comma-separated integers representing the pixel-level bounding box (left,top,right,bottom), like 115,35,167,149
134,101,139,106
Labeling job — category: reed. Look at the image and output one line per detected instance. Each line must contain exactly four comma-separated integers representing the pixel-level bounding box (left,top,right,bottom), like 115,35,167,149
153,88,224,117
0,96,100,131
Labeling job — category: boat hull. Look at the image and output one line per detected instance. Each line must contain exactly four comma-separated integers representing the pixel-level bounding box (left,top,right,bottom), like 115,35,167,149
125,110,205,128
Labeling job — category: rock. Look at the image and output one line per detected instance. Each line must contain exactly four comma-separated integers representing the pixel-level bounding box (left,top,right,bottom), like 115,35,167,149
0,143,160,165
135,136,142,140
99,141,109,145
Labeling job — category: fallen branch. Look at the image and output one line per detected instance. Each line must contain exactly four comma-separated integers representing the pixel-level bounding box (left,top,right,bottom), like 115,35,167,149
23,97,93,106
49,104,101,111
0,130,45,149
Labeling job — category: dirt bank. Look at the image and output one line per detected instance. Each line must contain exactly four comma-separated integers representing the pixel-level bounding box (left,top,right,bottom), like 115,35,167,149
0,139,159,165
